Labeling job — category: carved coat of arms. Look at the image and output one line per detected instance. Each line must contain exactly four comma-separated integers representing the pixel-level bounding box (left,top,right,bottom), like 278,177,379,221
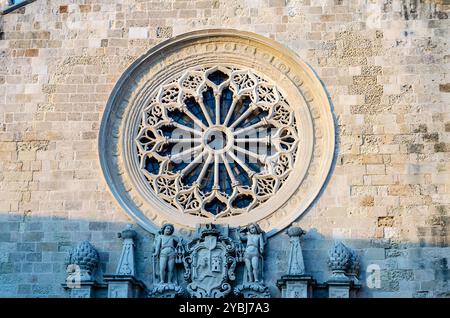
183,225,236,298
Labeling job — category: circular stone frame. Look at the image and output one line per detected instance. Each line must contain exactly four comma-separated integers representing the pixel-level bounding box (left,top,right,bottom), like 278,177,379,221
99,29,335,237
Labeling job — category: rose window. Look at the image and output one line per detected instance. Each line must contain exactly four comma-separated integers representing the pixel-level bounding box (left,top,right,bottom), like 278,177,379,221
99,30,335,235
135,66,299,219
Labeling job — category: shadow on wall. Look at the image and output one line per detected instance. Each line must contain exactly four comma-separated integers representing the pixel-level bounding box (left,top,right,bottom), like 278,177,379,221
0,214,449,298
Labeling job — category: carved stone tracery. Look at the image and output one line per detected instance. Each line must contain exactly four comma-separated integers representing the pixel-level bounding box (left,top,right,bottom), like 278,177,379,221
135,66,299,220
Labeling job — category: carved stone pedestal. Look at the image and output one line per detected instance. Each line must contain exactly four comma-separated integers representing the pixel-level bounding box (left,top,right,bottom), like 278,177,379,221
62,281,102,298
234,282,271,298
277,275,315,298
327,280,351,298
326,279,361,298
149,283,184,298
104,275,146,298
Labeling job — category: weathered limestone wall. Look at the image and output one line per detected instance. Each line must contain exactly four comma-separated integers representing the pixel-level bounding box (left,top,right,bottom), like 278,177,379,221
0,0,449,297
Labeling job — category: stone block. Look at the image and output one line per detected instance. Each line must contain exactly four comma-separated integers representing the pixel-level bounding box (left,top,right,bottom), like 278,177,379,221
128,27,148,39
364,248,386,260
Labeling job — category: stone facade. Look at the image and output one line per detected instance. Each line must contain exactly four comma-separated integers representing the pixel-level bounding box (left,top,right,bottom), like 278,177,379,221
0,0,449,298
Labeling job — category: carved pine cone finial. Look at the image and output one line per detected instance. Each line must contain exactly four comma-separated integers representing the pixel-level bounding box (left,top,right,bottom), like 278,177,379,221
327,241,350,278
66,241,99,272
347,249,360,277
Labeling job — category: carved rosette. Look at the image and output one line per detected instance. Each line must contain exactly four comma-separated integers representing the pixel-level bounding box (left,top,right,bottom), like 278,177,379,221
327,241,350,280
99,29,336,236
65,241,99,282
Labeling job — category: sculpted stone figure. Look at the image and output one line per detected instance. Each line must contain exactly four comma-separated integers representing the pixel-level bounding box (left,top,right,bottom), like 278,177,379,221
153,224,179,284
238,223,266,283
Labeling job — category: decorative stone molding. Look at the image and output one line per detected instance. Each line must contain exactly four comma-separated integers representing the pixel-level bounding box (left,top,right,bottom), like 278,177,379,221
183,224,237,298
99,29,336,237
148,283,185,298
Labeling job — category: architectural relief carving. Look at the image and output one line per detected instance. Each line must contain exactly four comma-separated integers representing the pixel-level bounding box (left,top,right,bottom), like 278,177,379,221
238,223,266,283
153,224,182,284
183,224,237,298
99,29,335,236
61,226,364,298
